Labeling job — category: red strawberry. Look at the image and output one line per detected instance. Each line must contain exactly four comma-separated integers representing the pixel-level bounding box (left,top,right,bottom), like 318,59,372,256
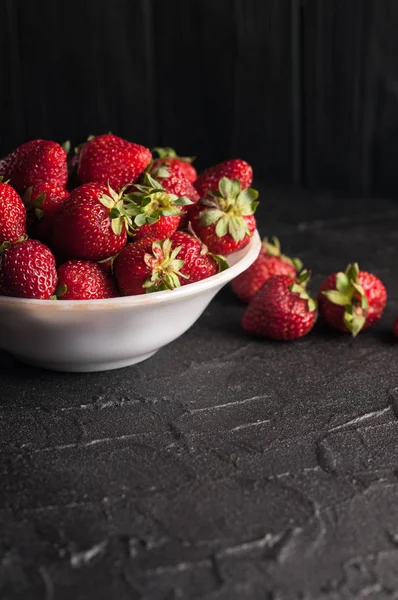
242,271,317,340
170,231,228,283
393,317,398,337
0,181,26,244
231,237,302,303
149,163,200,230
189,177,258,255
52,182,130,261
114,238,182,295
152,147,197,183
24,182,69,244
0,239,57,299
114,235,227,296
318,263,387,336
127,174,192,241
194,159,252,198
0,140,68,193
77,134,151,189
56,260,118,300
151,163,199,204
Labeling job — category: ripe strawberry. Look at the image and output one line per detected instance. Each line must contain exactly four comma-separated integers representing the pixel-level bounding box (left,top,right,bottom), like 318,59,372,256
0,140,68,193
0,239,57,299
170,231,228,283
152,147,197,183
77,134,151,189
56,260,118,300
189,177,258,255
242,271,317,340
24,182,69,244
0,181,26,244
318,263,387,336
114,235,227,296
149,163,200,230
194,159,252,198
127,174,192,241
52,182,130,261
231,237,303,303
151,163,199,204
114,238,183,295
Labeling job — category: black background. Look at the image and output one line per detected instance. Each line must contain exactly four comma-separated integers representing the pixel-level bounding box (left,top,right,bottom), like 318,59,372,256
2,0,398,197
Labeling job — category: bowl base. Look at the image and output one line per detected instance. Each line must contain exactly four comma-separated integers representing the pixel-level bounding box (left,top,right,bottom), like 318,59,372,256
12,350,158,373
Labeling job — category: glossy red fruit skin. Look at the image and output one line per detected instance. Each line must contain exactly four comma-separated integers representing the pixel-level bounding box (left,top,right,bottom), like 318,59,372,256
152,158,197,183
27,182,69,244
114,239,154,296
189,204,256,255
194,159,253,198
318,271,387,332
0,239,57,299
157,166,200,230
170,231,218,284
0,182,26,244
52,183,128,261
242,275,316,340
132,215,180,242
77,134,151,189
393,317,398,337
0,140,68,193
231,248,296,303
160,167,200,204
57,260,118,300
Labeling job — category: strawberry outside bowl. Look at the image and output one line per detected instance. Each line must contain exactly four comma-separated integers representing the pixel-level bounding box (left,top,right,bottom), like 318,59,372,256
0,230,261,372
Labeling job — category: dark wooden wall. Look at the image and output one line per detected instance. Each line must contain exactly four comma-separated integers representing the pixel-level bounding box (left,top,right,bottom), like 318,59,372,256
1,0,398,197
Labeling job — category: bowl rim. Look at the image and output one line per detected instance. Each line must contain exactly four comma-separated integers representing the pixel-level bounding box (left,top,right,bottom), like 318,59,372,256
0,230,262,310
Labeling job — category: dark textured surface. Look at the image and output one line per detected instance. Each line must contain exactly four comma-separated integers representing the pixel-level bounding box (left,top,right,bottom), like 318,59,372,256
4,1,398,196
1,186,398,599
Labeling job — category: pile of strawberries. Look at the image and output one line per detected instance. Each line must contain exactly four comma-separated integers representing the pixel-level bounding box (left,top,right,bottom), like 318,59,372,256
0,134,258,301
234,237,389,340
0,133,392,343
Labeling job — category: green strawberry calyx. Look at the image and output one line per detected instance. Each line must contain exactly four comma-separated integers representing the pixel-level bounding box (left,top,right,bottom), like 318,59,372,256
99,183,136,236
198,177,259,242
55,284,68,298
322,263,368,336
264,236,303,272
142,238,189,293
290,270,317,313
0,235,27,254
152,146,195,164
23,187,46,220
124,173,192,230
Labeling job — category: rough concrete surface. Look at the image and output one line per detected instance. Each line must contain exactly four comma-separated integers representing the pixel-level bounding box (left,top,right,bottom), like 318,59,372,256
1,186,398,599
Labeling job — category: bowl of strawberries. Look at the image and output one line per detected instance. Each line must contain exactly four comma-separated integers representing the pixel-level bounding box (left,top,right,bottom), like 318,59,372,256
0,135,261,372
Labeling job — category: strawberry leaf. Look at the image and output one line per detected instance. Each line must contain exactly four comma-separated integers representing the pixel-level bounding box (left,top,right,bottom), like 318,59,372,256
99,194,115,209
228,216,247,242
153,146,178,159
292,257,304,272
144,173,164,190
134,213,150,227
211,253,229,272
219,177,233,199
55,284,68,298
173,196,193,206
199,209,224,227
336,272,349,293
111,218,123,236
215,217,229,238
322,290,350,306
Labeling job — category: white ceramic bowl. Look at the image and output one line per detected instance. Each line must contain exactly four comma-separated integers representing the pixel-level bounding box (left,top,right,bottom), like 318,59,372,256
0,231,261,372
